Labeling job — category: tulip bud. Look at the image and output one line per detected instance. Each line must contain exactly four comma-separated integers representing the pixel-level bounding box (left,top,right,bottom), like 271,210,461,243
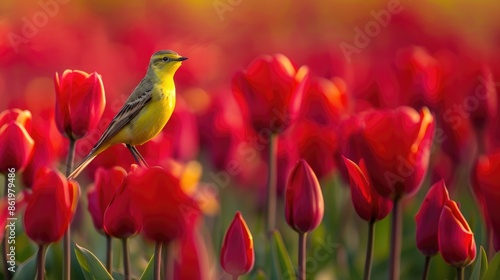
220,212,254,277
24,168,79,245
472,152,500,251
0,109,34,173
438,200,476,267
342,156,393,222
54,70,105,140
415,179,449,256
285,159,324,233
103,175,141,239
87,166,127,233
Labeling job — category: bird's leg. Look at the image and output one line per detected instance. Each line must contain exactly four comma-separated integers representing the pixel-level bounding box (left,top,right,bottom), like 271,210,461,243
126,144,149,167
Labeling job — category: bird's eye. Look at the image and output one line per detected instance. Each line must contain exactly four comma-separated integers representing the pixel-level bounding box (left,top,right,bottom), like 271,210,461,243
162,57,169,62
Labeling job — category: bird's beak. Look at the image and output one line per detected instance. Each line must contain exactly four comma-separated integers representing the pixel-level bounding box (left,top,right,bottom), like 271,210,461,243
175,57,188,61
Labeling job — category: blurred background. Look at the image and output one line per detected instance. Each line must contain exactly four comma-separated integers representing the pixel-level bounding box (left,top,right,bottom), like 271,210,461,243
1,0,500,279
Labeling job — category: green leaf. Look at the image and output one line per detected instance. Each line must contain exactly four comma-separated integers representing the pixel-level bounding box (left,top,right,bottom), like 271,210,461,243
470,246,488,280
270,230,296,280
139,253,155,280
484,251,500,280
74,243,113,280
12,254,37,280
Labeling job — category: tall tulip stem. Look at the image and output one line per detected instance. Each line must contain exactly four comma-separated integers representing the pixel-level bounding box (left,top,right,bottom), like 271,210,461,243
2,176,11,280
154,242,162,280
63,139,76,280
389,196,402,280
106,235,113,273
298,232,307,280
364,220,375,280
457,267,464,280
36,244,47,280
266,133,278,235
122,238,130,280
421,256,430,280
232,276,239,280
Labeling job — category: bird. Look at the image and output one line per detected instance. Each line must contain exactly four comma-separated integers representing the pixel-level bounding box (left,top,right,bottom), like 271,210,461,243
68,50,187,179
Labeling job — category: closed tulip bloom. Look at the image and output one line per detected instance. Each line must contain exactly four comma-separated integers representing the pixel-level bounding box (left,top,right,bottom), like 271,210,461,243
103,173,141,239
438,200,476,267
54,70,105,140
346,106,435,199
24,168,79,245
127,166,199,244
285,159,324,233
472,152,500,251
220,212,254,277
87,166,127,233
233,54,309,134
415,179,450,256
0,109,34,173
342,156,393,222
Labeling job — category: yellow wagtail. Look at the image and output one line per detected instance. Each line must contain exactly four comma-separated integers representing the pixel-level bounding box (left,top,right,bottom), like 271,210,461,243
68,50,187,179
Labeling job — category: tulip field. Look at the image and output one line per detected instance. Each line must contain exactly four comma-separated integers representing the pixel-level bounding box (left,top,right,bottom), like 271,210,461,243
2,0,500,279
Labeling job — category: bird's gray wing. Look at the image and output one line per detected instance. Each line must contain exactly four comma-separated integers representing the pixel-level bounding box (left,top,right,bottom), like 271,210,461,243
89,79,154,152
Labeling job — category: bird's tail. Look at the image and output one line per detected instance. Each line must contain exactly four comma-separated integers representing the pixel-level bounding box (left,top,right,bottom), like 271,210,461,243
67,153,98,180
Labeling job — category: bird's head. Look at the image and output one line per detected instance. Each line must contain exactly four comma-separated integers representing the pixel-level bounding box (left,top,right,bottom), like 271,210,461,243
149,50,187,78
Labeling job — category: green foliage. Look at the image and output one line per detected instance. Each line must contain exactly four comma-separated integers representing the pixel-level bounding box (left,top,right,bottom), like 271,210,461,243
270,230,296,280
11,254,36,280
470,246,488,280
74,243,113,280
139,254,154,280
484,251,500,280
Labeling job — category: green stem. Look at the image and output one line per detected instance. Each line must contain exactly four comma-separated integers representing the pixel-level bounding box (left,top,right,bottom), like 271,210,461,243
2,176,11,280
36,244,47,280
363,220,375,280
298,232,307,280
63,139,76,280
266,133,278,235
422,256,430,280
153,242,162,280
106,235,112,273
232,276,239,280
457,266,464,280
389,196,402,280
122,238,130,280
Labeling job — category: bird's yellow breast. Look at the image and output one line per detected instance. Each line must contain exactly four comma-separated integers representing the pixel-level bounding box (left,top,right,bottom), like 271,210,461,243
123,84,176,146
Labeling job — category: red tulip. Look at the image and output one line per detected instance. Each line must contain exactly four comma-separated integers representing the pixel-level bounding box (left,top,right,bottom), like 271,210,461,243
87,166,127,233
344,106,435,199
21,109,66,187
0,108,34,173
415,179,450,256
291,77,351,179
220,211,254,277
472,151,500,251
54,70,106,140
468,66,497,132
126,166,199,244
342,156,393,222
438,199,476,267
173,221,209,280
233,54,309,134
285,159,324,233
103,167,141,239
23,168,79,245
